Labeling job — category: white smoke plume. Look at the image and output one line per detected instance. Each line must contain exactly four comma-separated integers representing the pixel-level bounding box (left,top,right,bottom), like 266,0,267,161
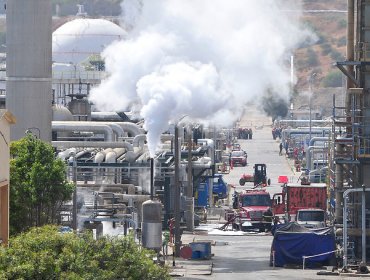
89,0,314,156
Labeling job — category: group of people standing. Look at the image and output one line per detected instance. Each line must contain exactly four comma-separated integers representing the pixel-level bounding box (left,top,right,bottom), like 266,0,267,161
272,127,282,140
238,128,253,139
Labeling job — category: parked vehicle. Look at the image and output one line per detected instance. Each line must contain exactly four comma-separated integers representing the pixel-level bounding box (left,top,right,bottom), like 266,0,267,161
230,150,247,166
195,174,229,207
296,208,326,228
224,189,272,232
272,182,327,222
239,163,271,186
270,223,335,267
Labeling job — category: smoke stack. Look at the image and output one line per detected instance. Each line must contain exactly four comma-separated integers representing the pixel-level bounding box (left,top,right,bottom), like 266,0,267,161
150,157,154,200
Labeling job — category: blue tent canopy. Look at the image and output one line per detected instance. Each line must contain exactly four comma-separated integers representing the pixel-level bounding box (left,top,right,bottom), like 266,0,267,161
271,223,335,268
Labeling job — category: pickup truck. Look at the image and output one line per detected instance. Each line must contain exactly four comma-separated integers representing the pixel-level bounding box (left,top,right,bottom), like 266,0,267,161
296,208,326,228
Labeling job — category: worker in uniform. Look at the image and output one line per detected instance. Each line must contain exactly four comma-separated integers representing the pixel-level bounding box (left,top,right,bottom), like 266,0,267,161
279,142,283,156
262,208,273,232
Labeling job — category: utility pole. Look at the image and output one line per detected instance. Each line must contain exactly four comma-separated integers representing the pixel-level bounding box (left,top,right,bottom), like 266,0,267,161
174,125,181,257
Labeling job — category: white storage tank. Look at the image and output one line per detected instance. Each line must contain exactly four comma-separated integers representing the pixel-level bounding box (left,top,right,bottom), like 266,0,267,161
142,200,162,252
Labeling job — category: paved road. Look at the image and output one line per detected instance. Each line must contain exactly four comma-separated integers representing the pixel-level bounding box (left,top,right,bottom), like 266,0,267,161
173,108,360,280
224,106,299,200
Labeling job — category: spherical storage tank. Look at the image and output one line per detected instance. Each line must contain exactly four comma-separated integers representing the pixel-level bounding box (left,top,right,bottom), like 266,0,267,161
52,18,127,66
52,105,73,121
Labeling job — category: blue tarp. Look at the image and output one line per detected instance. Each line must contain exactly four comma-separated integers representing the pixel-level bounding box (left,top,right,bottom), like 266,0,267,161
271,223,335,268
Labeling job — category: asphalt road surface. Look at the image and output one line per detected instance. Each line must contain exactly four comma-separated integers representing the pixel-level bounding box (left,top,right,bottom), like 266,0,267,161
174,108,358,280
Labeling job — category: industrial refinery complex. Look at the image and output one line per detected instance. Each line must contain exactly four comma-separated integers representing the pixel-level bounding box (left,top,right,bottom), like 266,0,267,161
2,0,370,279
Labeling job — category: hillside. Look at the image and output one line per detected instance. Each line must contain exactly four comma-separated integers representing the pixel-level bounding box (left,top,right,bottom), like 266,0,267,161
292,0,347,117
296,0,347,89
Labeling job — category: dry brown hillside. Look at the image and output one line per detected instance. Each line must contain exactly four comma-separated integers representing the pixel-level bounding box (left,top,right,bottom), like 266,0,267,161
296,0,347,90
292,0,347,117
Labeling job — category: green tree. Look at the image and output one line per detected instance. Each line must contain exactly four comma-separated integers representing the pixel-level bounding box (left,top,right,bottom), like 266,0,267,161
9,134,74,235
0,225,170,280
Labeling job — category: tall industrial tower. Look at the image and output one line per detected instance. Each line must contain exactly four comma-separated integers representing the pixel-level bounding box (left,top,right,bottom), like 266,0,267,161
6,0,52,141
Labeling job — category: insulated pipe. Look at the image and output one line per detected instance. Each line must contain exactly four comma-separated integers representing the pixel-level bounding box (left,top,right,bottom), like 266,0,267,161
98,184,136,194
94,148,113,184
133,134,147,148
105,150,117,184
52,121,124,140
117,152,128,162
198,138,214,148
113,148,126,184
94,151,106,163
283,128,330,136
306,146,328,171
309,137,329,147
94,151,105,184
282,129,330,143
91,112,123,121
116,122,143,137
113,148,126,158
78,184,136,193
136,151,150,163
52,123,114,142
276,119,331,125
105,150,117,163
189,160,212,169
125,150,141,163
75,148,95,159
57,148,77,160
97,193,150,202
51,141,134,150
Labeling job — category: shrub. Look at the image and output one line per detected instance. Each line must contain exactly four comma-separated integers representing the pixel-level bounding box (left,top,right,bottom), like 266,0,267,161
306,48,319,67
321,71,343,87
0,225,170,280
321,43,332,56
337,36,347,47
330,50,345,61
